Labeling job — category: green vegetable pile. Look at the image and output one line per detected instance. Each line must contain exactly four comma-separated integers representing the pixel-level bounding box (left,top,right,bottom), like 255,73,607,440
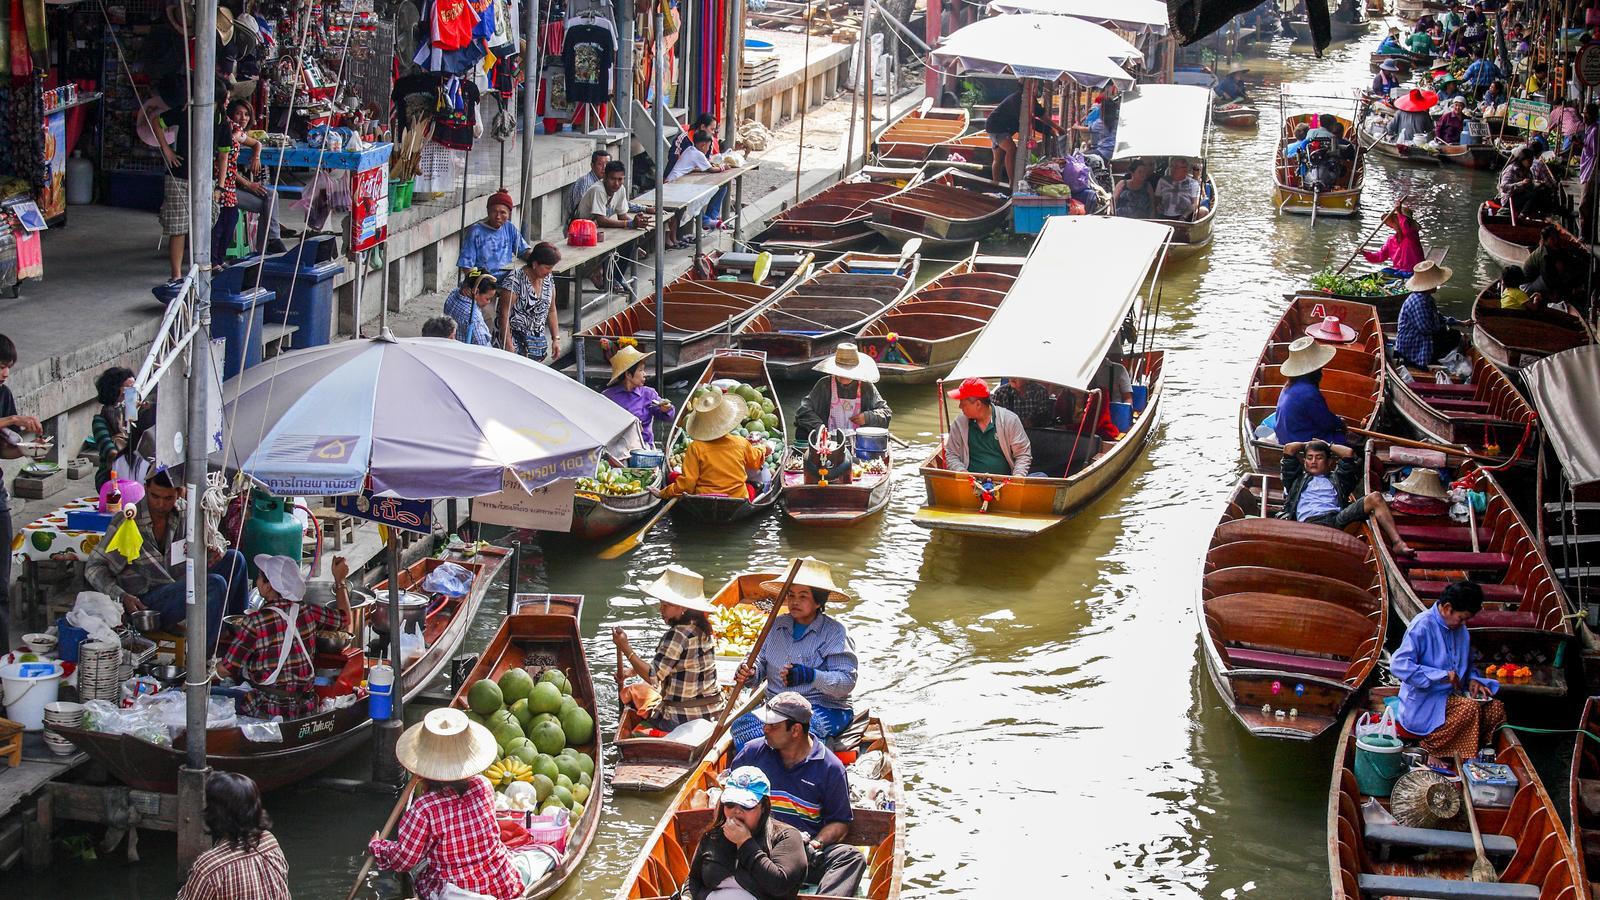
1306,267,1404,298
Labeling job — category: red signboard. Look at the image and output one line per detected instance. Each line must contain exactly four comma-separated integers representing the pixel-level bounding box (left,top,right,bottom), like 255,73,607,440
348,163,389,255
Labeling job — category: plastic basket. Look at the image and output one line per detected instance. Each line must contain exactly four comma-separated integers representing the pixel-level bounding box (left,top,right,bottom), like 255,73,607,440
1011,195,1071,234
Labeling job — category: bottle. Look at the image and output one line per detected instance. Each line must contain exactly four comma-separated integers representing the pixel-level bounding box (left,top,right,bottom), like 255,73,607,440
106,486,122,514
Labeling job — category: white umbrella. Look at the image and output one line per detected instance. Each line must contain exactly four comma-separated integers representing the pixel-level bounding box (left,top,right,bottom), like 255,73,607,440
987,0,1169,35
930,14,1137,88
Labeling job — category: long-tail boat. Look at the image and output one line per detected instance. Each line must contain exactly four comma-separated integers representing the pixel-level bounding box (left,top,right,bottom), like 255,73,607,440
1571,696,1600,887
875,104,969,161
855,248,1022,384
1273,90,1366,219
1112,84,1219,255
863,167,1011,250
751,180,901,252
1473,283,1595,373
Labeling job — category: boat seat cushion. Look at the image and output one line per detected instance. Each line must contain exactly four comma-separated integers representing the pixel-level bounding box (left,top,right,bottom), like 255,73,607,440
1397,551,1511,570
1356,874,1537,899
1464,609,1539,629
1411,580,1523,603
1364,824,1516,856
1394,524,1494,546
1410,381,1478,397
1225,647,1351,680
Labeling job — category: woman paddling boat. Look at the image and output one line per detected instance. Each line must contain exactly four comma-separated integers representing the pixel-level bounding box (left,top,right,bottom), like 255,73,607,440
612,566,724,733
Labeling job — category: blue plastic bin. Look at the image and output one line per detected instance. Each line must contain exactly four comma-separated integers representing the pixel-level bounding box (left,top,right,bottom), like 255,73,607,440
211,258,276,379
55,616,88,663
261,236,342,351
1011,195,1072,234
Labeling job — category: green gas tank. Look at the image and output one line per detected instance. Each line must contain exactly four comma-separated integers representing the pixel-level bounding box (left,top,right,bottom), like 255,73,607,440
238,489,303,580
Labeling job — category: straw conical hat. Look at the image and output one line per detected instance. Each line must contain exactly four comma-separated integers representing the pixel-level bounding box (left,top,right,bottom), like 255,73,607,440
1406,260,1453,292
634,564,717,613
607,345,655,385
1279,336,1338,378
814,343,880,383
395,708,498,782
1394,468,1449,500
760,556,853,601
684,391,746,441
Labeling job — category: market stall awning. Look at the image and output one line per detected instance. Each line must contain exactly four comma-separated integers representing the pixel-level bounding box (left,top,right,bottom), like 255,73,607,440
948,216,1171,390
1113,84,1212,161
986,0,1169,35
1522,345,1600,486
930,14,1136,89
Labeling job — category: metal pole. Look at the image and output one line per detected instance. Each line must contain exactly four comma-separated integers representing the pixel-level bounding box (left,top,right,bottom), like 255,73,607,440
724,0,742,149
372,535,406,785
617,0,636,185
862,0,874,164
379,245,390,333
522,0,542,234
506,540,521,615
352,251,364,338
653,3,666,392
1012,79,1033,190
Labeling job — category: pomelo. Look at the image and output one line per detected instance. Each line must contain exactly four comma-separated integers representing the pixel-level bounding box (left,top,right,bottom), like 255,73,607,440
528,682,563,716
505,738,537,766
530,773,554,802
467,679,503,715
508,698,532,730
559,707,595,746
554,754,582,784
551,785,575,809
530,719,566,756
498,667,536,705
532,753,560,783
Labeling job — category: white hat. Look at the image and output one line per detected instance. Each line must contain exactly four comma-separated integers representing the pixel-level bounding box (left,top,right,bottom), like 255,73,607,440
253,554,305,603
395,708,499,782
684,391,747,442
1406,260,1453,292
1279,336,1337,378
760,556,852,602
813,343,880,383
1394,468,1449,500
634,564,718,613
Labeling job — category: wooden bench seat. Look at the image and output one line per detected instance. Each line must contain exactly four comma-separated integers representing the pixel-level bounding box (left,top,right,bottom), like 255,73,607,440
1357,874,1537,899
1430,398,1492,413
1395,524,1494,547
1364,823,1516,856
1397,551,1511,571
1466,609,1539,629
1411,580,1522,603
1410,381,1478,397
1225,646,1353,680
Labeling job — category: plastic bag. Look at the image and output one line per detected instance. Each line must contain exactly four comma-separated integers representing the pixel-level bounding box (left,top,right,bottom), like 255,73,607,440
1436,348,1473,381
850,749,890,780
399,620,428,668
1060,152,1091,192
66,592,123,646
239,717,284,743
420,562,473,597
1355,706,1397,741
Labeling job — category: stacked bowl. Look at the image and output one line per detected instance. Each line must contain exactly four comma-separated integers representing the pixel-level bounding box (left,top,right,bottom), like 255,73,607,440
76,640,123,702
42,700,84,756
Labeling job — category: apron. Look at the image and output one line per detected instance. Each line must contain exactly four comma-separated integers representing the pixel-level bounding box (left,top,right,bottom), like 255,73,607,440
258,603,311,687
827,378,861,433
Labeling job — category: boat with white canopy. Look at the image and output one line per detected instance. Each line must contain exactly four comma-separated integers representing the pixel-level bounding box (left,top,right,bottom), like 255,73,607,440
929,13,1137,89
1111,83,1218,256
985,0,1168,34
912,216,1171,538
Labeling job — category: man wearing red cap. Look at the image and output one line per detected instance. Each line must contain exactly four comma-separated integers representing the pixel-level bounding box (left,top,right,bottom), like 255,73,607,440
942,378,1032,477
457,188,529,284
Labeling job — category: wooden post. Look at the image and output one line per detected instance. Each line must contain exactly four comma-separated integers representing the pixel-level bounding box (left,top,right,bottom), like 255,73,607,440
1012,79,1035,191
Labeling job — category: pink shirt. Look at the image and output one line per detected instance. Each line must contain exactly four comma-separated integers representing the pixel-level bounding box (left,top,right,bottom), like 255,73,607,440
1362,213,1425,273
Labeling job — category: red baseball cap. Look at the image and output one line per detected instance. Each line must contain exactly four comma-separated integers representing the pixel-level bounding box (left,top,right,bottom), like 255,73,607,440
946,377,991,400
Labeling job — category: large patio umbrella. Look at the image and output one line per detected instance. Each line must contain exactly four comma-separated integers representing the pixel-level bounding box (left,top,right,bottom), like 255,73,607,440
930,13,1137,88
215,332,641,499
985,0,1168,35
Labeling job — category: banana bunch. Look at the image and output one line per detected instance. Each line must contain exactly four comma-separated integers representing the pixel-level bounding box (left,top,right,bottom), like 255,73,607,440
484,757,534,789
712,604,769,656
577,461,647,497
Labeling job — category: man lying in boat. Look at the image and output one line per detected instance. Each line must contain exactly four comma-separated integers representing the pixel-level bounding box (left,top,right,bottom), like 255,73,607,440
1391,580,1505,776
1278,439,1414,556
793,344,892,440
941,378,1033,477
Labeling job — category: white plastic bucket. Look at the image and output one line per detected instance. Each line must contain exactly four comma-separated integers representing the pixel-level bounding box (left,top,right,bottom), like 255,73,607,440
2,661,64,731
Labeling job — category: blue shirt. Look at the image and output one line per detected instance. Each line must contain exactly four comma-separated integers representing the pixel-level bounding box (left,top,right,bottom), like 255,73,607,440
443,288,492,347
1295,475,1341,521
1395,290,1459,367
1392,604,1498,735
749,613,858,711
1464,59,1500,89
1088,119,1116,161
456,221,529,276
1274,378,1347,446
730,736,852,838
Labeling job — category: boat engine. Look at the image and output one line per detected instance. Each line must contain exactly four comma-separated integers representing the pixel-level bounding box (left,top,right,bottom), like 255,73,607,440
804,426,854,486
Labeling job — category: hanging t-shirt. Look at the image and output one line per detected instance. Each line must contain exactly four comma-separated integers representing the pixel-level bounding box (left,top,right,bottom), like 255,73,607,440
432,0,480,51
562,21,616,104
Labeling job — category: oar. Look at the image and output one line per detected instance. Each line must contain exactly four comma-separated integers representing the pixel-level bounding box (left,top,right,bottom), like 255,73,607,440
1335,195,1407,274
887,433,911,449
897,236,923,267
706,558,804,743
597,497,679,560
1349,426,1505,464
1455,755,1500,883
344,774,421,900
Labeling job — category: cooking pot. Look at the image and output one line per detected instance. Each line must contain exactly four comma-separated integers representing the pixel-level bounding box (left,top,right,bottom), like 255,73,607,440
367,590,433,636
854,426,890,460
315,630,355,654
128,609,162,632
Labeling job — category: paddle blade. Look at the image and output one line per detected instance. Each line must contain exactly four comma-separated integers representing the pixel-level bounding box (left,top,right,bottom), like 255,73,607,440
752,250,773,286
899,237,923,266
598,498,676,559
917,97,934,117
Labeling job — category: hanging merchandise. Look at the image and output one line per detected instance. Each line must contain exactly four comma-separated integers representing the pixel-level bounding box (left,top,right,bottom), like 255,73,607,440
431,0,481,51
561,11,615,104
432,74,481,150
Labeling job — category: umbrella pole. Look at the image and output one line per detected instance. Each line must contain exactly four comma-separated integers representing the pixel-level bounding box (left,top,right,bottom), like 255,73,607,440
653,0,667,398
373,533,407,786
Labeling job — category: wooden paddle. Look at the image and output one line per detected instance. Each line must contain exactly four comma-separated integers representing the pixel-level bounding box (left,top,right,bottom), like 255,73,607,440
1335,195,1408,274
1455,755,1500,882
344,774,421,900
1348,427,1505,465
598,497,678,560
707,558,804,743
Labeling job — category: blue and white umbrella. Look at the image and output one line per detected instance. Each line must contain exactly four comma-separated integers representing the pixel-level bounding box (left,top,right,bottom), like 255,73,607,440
215,333,641,499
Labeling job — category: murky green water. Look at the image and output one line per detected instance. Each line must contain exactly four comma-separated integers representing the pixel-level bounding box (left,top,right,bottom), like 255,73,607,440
16,22,1536,899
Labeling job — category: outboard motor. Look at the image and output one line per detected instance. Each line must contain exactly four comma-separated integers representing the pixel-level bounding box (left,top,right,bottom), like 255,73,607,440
803,426,854,486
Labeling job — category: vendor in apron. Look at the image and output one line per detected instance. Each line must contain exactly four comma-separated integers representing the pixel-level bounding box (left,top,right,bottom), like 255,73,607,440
792,343,892,441
216,554,353,720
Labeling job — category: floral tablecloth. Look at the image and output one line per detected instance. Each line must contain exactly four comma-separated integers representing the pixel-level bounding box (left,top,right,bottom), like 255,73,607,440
10,496,104,563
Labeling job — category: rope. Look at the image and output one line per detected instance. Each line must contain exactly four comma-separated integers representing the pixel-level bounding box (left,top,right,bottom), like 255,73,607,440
1498,722,1600,743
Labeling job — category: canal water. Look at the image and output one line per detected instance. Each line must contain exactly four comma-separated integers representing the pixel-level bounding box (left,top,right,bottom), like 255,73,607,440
16,22,1543,900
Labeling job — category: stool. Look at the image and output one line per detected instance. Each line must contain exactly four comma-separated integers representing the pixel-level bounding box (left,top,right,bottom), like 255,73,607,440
312,510,357,550
225,213,251,260
0,720,22,768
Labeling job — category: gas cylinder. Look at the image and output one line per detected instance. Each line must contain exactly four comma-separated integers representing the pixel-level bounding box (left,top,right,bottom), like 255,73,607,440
238,489,303,580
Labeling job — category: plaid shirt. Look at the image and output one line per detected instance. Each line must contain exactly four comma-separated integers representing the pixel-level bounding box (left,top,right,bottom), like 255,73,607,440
444,288,493,347
652,623,721,723
1395,291,1457,367
991,380,1053,426
179,832,290,900
220,600,347,719
369,777,523,900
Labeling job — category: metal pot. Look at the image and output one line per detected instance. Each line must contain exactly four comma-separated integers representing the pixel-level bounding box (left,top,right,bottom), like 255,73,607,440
315,630,355,654
128,609,162,632
367,590,432,637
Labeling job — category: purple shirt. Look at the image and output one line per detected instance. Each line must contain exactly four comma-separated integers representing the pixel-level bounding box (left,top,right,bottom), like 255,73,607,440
1583,123,1599,185
602,384,674,445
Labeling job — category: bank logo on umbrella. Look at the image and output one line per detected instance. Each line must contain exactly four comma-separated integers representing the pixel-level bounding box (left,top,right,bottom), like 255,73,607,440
307,435,360,463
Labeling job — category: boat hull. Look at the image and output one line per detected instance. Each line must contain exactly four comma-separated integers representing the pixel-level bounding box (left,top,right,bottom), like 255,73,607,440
1384,346,1535,464
568,489,662,541
782,447,894,526
664,350,787,525
1438,142,1504,170
1273,183,1362,217
1477,204,1541,267
1472,287,1595,373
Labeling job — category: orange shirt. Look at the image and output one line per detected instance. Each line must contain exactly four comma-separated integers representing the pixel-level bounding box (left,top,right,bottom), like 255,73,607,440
661,435,765,498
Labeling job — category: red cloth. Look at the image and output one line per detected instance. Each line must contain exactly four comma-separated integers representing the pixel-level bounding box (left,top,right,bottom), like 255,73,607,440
219,600,347,719
432,0,480,51
369,778,524,900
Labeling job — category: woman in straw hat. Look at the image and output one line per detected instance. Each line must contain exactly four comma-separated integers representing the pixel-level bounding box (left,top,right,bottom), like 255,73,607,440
602,344,675,446
1361,202,1424,277
613,565,724,731
369,708,531,899
1393,261,1466,368
793,343,891,441
730,558,858,749
657,392,769,500
1272,337,1349,448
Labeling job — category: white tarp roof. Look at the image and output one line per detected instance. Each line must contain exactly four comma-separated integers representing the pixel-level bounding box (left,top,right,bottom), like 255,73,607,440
987,0,1169,34
1113,84,1212,161
1522,345,1600,486
948,216,1171,390
930,14,1136,89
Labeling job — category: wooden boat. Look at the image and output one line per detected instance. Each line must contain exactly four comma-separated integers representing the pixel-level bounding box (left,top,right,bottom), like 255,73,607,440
782,439,893,526
613,712,902,899
855,252,1023,384
863,167,1011,250
1477,202,1545,267
568,459,665,541
1239,295,1385,474
1365,438,1575,698
875,104,968,161
447,610,601,899
1212,103,1259,128
734,250,920,379
664,349,787,524
927,132,994,172
1573,696,1600,888
1368,51,1424,75
751,180,901,253
511,593,585,618
914,216,1171,538
1384,336,1537,465
1289,13,1368,44
1330,686,1584,900
1438,141,1505,170
1111,85,1218,255
58,548,510,793
1288,287,1407,325
1200,473,1388,740
1357,126,1443,165
1393,0,1449,19
1273,111,1365,218
567,250,813,381
1473,283,1595,373
611,571,773,792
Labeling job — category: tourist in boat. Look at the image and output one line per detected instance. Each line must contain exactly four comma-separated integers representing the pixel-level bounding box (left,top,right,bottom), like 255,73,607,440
496,243,561,361
456,188,529,284
370,708,539,900
941,377,1033,477
612,565,723,733
1435,97,1468,144
1055,352,1135,441
1371,59,1403,98
793,343,892,440
657,392,769,500
986,89,1058,186
1394,262,1465,368
1278,439,1413,555
686,766,808,900
215,554,352,720
1284,122,1314,179
1361,205,1425,276
732,692,864,897
1440,2,1463,35
731,560,859,746
1154,158,1208,222
1376,26,1405,55
442,269,498,348
1523,224,1584,309
992,377,1054,428
177,773,289,900
1497,265,1534,310
1386,89,1437,143
602,345,674,446
1272,337,1348,448
1391,580,1505,774
1113,159,1156,219
1463,51,1500,96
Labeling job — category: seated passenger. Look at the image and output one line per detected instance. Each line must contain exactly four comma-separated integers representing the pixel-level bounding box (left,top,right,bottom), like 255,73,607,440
1496,265,1533,310
1273,337,1349,447
1392,581,1505,774
990,377,1053,428
1278,439,1411,555
1113,160,1156,220
658,392,769,499
686,766,807,900
1394,262,1464,368
1053,353,1134,441
941,378,1032,477
1376,26,1405,55
1154,158,1208,221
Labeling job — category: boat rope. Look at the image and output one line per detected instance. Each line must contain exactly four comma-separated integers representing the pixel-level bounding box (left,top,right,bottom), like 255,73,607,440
1063,387,1100,476
1470,412,1539,476
1497,722,1600,743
